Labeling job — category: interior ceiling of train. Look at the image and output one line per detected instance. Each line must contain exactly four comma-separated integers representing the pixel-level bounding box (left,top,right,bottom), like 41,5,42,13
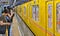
0,0,31,6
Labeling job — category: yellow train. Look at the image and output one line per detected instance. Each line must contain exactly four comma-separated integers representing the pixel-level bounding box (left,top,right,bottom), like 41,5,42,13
15,0,60,36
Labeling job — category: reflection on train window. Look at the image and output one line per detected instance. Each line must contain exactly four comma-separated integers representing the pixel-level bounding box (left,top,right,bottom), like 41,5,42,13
56,3,60,33
32,5,39,21
48,4,52,28
24,7,26,15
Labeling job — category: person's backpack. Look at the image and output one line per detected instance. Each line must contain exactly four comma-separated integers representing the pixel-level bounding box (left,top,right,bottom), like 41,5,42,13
0,15,7,34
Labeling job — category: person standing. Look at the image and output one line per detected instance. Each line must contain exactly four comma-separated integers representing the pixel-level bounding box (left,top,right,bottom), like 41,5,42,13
0,5,3,16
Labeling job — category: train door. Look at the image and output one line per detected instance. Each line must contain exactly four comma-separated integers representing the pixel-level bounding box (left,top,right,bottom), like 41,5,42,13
54,0,60,36
47,1,53,28
46,1,54,36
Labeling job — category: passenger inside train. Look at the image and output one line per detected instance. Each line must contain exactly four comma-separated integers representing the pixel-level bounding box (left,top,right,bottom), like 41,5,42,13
0,6,14,36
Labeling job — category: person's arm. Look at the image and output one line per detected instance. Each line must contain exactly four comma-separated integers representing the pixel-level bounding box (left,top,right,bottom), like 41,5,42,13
0,22,10,26
3,23,10,25
8,12,14,18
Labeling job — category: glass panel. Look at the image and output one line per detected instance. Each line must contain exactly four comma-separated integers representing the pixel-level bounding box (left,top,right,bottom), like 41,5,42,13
32,5,39,21
48,4,52,28
24,6,26,15
56,3,60,33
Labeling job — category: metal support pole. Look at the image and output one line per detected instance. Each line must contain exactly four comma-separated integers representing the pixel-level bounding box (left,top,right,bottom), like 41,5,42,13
6,26,8,36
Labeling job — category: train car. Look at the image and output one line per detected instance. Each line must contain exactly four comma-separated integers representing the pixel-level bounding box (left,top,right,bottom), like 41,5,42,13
15,0,46,36
15,0,60,36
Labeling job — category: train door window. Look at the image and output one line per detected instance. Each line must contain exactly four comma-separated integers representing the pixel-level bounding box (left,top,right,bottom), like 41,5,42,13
56,3,60,33
24,6,26,15
32,5,39,21
48,4,52,28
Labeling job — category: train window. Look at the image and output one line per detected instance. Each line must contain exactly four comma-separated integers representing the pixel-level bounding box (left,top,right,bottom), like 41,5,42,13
56,3,60,33
48,4,52,28
24,6,26,15
32,5,39,21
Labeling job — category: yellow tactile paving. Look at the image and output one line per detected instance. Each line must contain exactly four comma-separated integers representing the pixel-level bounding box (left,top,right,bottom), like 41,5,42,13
12,17,20,36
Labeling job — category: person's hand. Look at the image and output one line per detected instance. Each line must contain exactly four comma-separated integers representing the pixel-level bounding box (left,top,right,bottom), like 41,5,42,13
7,23,10,26
11,12,14,15
3,23,11,26
0,21,4,25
